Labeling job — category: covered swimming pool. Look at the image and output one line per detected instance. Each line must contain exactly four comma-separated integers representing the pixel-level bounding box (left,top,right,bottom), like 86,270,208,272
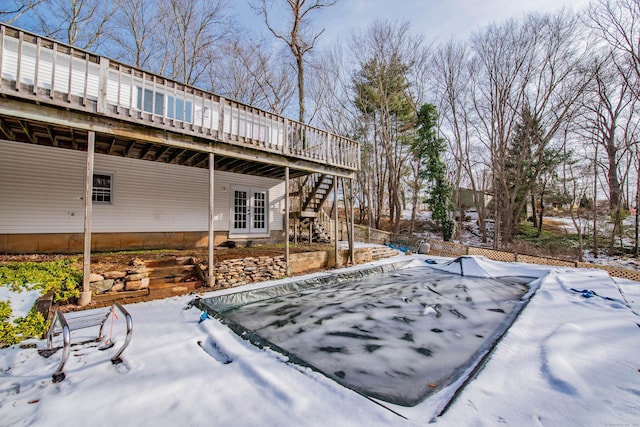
195,258,535,407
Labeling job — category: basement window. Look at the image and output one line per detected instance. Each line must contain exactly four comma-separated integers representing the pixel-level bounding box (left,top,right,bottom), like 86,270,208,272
92,173,113,204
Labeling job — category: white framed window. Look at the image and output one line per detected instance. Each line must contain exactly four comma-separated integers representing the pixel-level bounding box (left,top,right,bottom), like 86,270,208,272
92,173,113,204
136,87,164,115
166,94,193,123
230,187,268,234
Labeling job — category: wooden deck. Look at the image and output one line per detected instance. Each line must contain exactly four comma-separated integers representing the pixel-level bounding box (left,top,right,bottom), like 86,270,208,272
0,24,359,179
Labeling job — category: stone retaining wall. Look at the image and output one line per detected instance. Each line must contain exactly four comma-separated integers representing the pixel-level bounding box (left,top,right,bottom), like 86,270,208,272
82,246,398,301
209,247,390,289
213,256,288,288
88,258,149,293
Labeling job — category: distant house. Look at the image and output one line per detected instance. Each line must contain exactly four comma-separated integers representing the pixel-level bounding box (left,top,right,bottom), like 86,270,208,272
457,188,493,210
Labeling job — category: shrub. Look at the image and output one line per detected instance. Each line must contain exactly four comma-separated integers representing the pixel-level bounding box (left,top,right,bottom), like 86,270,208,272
0,259,81,347
0,258,81,302
0,302,48,348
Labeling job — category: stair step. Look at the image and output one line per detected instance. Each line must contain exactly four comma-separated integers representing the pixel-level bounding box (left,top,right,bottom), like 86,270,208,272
146,264,195,279
148,279,200,290
144,257,193,268
148,285,192,299
92,289,149,304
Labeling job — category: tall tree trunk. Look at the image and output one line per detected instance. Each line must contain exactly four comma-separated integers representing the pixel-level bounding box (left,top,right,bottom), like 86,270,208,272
297,56,305,124
593,146,599,258
537,184,545,238
635,162,639,257
530,193,537,226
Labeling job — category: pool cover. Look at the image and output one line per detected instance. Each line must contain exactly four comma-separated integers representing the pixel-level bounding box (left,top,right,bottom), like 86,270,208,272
196,261,532,407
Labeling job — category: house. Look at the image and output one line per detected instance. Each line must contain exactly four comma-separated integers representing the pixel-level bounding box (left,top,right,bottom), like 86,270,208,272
456,188,493,210
0,24,359,304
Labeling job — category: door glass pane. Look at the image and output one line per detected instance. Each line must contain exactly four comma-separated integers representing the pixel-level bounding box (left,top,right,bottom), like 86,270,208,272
253,191,266,230
234,190,248,230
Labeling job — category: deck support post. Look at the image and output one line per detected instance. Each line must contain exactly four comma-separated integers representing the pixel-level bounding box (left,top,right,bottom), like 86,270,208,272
349,177,355,265
79,131,95,306
285,166,290,274
333,175,339,268
208,152,215,286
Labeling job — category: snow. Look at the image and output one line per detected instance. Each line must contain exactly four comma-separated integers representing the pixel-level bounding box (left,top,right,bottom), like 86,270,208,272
0,287,41,321
1,255,639,426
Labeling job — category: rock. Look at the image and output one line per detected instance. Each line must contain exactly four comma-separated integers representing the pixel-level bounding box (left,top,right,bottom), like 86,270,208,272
418,242,431,254
103,270,126,280
125,278,149,291
89,273,105,282
90,279,114,293
111,281,125,292
126,273,148,281
128,258,145,268
127,267,148,275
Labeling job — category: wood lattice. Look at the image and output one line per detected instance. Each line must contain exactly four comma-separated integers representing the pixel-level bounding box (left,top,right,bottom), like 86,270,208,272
428,240,467,257
576,262,640,282
516,255,576,267
467,247,516,262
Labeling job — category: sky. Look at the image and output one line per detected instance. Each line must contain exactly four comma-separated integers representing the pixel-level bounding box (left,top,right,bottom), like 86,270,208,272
1,252,638,426
234,0,593,47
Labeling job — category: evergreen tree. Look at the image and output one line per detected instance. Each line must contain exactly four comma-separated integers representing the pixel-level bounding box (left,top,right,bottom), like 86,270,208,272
414,104,454,240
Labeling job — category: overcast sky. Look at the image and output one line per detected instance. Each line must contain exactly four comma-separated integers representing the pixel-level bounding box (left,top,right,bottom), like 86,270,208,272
235,0,592,46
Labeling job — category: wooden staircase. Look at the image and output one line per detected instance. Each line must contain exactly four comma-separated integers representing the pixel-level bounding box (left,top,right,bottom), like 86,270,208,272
146,257,203,299
300,174,334,216
291,173,335,242
370,246,401,260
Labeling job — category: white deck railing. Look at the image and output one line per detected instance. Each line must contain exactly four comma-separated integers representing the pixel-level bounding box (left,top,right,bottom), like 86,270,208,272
0,24,359,170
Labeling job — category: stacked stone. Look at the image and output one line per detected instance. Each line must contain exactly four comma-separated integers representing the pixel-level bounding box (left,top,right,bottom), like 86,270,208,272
124,259,150,291
213,255,287,288
87,258,150,294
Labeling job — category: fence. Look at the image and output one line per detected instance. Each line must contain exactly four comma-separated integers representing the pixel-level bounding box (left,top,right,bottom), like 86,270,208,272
426,238,640,282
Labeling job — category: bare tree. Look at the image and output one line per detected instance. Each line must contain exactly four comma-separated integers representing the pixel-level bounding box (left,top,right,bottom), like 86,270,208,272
108,0,159,69
30,0,116,49
430,40,493,241
350,20,427,232
634,145,640,256
213,39,295,114
154,0,230,86
0,0,44,25
470,11,592,246
579,52,638,254
562,134,593,262
253,0,337,124
586,0,640,96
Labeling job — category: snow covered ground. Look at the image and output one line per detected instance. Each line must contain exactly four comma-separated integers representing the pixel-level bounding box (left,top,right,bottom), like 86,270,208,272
1,254,639,427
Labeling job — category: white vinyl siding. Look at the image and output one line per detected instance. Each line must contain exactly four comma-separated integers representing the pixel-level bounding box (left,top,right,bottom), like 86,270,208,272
0,140,284,234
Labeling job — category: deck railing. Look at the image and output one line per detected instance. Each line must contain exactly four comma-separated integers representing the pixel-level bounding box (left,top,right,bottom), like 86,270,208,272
0,24,359,170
